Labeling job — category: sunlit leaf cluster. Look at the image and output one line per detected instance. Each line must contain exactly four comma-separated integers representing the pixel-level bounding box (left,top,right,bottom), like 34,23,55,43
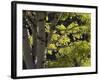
45,12,91,68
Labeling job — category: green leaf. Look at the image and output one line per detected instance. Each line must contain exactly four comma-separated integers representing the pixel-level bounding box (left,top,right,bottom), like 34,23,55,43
51,34,60,41
59,36,70,45
81,58,91,66
47,50,52,55
56,24,66,31
48,44,57,49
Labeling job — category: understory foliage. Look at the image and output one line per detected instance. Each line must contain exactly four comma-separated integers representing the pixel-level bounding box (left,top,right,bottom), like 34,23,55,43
45,12,91,68
23,11,91,69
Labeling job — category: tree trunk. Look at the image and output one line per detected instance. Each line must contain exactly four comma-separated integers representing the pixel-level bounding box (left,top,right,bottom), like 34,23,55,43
36,12,46,68
23,26,35,69
31,20,37,68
